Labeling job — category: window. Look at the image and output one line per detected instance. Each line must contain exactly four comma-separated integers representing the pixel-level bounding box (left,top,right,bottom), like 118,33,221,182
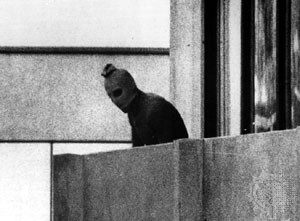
204,0,241,137
241,0,300,134
204,0,300,137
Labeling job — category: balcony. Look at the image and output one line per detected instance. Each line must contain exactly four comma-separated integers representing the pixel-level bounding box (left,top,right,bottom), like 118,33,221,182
54,127,300,220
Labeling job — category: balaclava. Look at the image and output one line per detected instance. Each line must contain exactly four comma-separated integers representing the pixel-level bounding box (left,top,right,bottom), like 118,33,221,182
102,64,138,113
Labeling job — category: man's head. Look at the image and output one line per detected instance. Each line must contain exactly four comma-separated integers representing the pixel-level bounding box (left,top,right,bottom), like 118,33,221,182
102,64,138,113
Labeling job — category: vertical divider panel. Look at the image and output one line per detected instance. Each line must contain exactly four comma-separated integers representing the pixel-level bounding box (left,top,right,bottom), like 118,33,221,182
53,154,84,221
174,139,204,221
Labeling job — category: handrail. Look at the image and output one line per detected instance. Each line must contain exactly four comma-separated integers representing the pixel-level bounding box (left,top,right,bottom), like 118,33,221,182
0,139,131,143
0,46,169,55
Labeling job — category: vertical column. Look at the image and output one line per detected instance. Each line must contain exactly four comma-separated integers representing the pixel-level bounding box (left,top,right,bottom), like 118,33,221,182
291,0,300,128
170,0,204,139
229,0,241,135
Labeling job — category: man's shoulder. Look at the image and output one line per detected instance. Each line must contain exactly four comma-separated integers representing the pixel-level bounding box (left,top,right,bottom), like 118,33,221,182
141,92,176,116
143,92,169,107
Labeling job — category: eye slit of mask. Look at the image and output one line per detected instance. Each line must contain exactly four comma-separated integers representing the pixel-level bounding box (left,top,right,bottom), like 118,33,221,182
112,88,123,98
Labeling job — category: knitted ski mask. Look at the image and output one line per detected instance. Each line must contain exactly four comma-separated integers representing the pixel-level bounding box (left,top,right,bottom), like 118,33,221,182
102,64,138,113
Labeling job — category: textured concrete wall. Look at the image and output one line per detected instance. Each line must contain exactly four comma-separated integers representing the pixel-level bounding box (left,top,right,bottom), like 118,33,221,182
203,127,300,220
54,140,203,221
84,144,176,221
54,128,300,220
0,54,169,140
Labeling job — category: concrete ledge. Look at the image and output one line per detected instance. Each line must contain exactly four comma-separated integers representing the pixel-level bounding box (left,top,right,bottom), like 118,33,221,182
54,141,203,221
54,128,300,220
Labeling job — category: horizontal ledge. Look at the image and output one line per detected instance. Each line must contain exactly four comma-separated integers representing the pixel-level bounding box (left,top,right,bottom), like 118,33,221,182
0,140,132,144
0,46,170,55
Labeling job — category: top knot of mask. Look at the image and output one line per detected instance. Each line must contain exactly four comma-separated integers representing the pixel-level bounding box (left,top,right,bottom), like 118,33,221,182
101,64,117,77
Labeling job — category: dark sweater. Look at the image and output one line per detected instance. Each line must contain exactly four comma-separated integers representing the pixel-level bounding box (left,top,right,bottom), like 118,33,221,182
127,90,188,147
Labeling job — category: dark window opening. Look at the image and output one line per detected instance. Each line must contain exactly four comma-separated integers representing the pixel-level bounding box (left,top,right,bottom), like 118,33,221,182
241,0,294,134
241,0,255,134
277,0,291,130
204,0,220,138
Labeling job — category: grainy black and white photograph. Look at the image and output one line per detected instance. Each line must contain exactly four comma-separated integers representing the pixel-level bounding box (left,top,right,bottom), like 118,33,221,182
1,0,300,220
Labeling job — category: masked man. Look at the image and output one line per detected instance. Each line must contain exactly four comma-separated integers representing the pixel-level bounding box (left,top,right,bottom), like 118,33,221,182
102,64,188,147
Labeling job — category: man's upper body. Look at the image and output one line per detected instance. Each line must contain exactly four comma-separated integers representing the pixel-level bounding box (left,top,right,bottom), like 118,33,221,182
127,89,188,147
102,64,188,147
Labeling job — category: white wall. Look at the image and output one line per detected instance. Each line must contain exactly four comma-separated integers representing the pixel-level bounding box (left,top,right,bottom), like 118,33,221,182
0,143,51,221
0,0,170,47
